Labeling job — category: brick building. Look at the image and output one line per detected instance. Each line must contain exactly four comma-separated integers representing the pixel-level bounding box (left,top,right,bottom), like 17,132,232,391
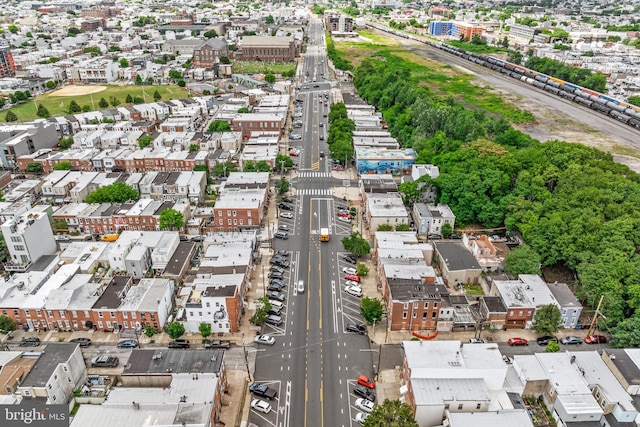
237,36,298,62
193,38,229,68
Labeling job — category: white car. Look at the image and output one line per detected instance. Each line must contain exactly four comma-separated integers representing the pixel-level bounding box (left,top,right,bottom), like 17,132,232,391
280,212,294,219
254,335,275,346
345,280,360,287
338,216,351,223
344,286,362,298
342,267,357,275
355,412,369,424
251,399,272,414
355,398,375,413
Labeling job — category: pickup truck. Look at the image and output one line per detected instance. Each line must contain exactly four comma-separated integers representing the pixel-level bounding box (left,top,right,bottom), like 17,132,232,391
91,355,119,368
249,382,277,400
204,339,231,349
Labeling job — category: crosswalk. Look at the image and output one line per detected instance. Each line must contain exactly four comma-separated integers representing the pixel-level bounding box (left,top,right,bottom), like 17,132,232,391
298,171,331,178
297,188,333,196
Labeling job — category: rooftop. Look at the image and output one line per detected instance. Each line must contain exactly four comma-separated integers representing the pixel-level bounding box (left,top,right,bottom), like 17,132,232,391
123,349,224,375
20,343,78,388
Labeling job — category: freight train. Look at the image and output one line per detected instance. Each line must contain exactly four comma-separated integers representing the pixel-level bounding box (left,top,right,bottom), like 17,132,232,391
365,23,640,130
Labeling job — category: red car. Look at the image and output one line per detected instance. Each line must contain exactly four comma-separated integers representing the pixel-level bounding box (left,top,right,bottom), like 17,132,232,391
344,274,360,282
337,211,352,219
508,338,528,346
357,375,375,389
584,335,607,344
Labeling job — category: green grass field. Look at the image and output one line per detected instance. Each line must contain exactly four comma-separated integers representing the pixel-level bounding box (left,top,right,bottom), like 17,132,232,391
230,60,296,75
1,85,191,123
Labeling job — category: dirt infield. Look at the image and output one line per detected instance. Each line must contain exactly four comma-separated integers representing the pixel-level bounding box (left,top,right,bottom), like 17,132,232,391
50,85,108,97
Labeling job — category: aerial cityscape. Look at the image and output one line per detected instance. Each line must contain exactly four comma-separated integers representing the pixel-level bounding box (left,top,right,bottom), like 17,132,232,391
0,1,640,426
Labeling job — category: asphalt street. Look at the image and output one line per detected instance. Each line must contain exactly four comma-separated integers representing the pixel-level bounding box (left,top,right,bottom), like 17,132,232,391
248,18,374,427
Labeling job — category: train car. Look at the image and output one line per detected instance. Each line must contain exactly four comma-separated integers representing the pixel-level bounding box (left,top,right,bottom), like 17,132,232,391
610,110,630,123
533,81,546,89
512,64,527,74
546,86,560,95
534,74,550,83
630,118,640,129
549,77,566,85
601,95,619,105
564,82,581,91
547,80,561,89
560,92,576,101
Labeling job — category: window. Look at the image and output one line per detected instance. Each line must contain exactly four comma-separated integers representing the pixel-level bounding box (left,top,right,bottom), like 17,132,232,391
123,312,128,318
13,245,25,251
10,236,21,242
98,311,103,318
413,312,417,318
445,404,449,410
403,303,408,309
476,403,481,410
403,312,407,319
423,312,427,319
458,404,463,410
232,211,236,217
131,312,136,319
206,302,210,308
199,312,202,316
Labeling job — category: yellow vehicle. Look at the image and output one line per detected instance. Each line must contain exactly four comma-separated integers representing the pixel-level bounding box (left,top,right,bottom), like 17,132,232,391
101,234,120,242
320,228,330,242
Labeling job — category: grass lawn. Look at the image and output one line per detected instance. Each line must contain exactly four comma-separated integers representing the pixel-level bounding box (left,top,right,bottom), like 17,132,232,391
463,283,485,296
230,60,296,75
1,85,190,123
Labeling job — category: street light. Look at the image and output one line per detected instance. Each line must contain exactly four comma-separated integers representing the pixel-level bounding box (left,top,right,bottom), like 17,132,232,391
242,332,251,381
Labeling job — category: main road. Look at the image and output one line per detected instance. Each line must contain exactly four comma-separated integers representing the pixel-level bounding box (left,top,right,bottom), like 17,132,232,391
249,18,373,427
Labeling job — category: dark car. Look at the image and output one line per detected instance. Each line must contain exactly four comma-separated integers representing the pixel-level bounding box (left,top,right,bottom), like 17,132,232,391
267,290,286,302
269,258,290,268
346,323,366,334
179,235,189,242
268,271,283,279
278,203,294,211
536,335,558,346
342,254,357,264
168,339,190,349
274,250,290,258
117,339,138,349
270,278,285,287
267,283,285,292
249,383,277,400
69,338,92,347
274,231,289,240
91,355,119,368
191,236,205,242
270,265,284,274
282,197,294,203
353,385,376,402
19,337,41,347
204,339,231,349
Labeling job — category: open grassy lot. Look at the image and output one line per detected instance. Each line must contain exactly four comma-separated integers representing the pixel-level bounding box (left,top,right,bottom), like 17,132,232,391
334,35,535,124
230,61,296,75
1,85,190,123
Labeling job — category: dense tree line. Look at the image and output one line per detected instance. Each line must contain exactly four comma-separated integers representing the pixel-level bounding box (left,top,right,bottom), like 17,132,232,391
350,50,640,343
524,57,607,93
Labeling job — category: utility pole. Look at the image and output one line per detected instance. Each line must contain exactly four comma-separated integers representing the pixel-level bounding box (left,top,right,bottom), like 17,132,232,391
587,295,605,337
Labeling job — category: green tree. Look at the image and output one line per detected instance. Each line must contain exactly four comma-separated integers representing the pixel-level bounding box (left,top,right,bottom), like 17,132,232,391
275,177,289,195
441,223,453,238
51,219,68,231
503,245,541,275
0,314,16,333
98,97,109,108
212,161,237,177
243,160,257,172
364,399,418,427
250,297,271,326
68,100,81,113
109,96,121,107
53,161,71,170
138,135,154,149
256,160,272,172
275,154,293,171
4,111,17,122
237,107,249,113
220,56,230,64
532,304,561,335
135,75,143,84
545,341,560,353
85,182,139,203
265,15,275,24
125,94,133,104
59,137,74,150
628,96,640,107
360,297,384,324
25,162,43,174
377,224,393,231
207,120,231,132
342,232,371,257
45,80,56,89
153,90,162,101
82,105,91,113
395,223,411,231
265,73,276,84
198,322,212,339
36,104,50,118
611,317,640,348
203,30,218,38
144,327,158,337
357,262,369,277
7,24,18,34
159,208,185,230
166,321,185,339
120,58,129,68
189,144,199,152
178,80,186,87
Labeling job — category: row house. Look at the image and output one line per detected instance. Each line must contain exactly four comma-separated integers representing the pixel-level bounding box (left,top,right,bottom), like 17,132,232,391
212,187,268,232
181,275,243,333
231,113,284,141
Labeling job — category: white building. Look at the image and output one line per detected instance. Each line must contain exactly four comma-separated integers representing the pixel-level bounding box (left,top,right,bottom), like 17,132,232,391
1,209,56,271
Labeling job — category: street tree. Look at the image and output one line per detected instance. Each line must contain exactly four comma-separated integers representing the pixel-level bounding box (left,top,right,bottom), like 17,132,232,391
159,208,185,230
275,177,289,195
250,297,271,326
545,341,560,353
166,321,185,339
503,245,541,275
441,223,453,238
342,232,371,257
357,262,369,277
364,399,418,427
26,162,43,174
360,297,384,324
275,154,293,171
85,182,139,203
198,322,212,339
532,304,561,336
0,314,16,333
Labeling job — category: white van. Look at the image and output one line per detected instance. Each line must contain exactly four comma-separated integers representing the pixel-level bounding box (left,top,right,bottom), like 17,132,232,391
269,300,284,311
297,280,305,293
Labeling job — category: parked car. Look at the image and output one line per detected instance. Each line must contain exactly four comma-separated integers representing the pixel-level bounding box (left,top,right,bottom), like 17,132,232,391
278,203,294,211
280,212,294,219
560,336,583,345
267,283,285,292
357,375,375,389
584,335,607,344
269,258,289,268
278,225,289,232
266,291,286,302
342,267,357,275
342,254,357,264
344,274,360,282
346,323,367,334
274,231,289,240
117,339,138,349
353,385,375,402
249,383,277,400
268,271,283,279
281,197,294,204
536,335,558,346
468,338,486,344
355,398,375,413
168,339,190,349
337,211,352,219
338,216,351,223
344,285,362,298
191,236,205,242
69,338,92,347
19,337,41,347
345,280,360,287
270,278,285,287
289,134,302,140
265,315,283,326
507,338,529,346
251,399,272,414
91,355,119,368
254,335,275,346
204,340,231,349
355,412,369,425
270,265,284,274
